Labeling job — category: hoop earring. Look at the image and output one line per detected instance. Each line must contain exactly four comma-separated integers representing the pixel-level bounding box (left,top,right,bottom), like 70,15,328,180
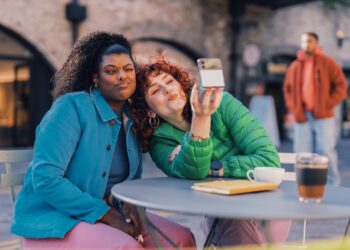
148,115,160,128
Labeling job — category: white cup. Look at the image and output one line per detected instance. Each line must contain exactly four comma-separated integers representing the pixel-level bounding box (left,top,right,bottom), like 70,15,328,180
246,167,285,186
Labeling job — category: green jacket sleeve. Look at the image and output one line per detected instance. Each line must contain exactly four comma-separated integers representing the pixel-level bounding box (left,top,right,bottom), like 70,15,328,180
218,93,280,178
150,128,213,180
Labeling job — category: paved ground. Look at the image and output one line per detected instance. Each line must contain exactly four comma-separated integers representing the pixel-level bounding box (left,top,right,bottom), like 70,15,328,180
1,139,350,249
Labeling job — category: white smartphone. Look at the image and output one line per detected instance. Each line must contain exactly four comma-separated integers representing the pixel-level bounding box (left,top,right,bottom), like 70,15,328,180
197,58,225,88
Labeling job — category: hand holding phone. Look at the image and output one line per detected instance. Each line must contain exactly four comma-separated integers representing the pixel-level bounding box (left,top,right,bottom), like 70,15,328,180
197,58,225,88
190,83,223,118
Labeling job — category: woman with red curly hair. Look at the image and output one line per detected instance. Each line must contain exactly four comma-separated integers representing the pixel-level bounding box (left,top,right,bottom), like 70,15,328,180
132,58,291,247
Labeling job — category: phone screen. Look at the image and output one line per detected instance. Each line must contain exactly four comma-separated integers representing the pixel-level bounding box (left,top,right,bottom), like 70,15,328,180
197,58,225,88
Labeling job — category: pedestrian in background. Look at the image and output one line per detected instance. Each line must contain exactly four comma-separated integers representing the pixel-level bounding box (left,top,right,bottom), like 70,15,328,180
283,32,348,186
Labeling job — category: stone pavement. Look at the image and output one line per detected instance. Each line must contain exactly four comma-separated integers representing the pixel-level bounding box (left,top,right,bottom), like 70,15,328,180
1,139,350,249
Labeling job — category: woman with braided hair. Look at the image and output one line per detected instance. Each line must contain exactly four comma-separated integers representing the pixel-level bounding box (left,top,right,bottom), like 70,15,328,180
11,32,195,249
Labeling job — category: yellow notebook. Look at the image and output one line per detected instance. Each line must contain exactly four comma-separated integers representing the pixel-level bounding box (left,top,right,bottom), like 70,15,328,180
191,180,277,195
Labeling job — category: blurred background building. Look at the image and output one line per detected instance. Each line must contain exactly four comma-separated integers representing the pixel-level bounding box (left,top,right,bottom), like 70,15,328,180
0,0,349,148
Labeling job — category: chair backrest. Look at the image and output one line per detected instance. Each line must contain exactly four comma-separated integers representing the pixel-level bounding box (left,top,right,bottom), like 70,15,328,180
0,148,33,204
278,152,296,164
279,152,297,181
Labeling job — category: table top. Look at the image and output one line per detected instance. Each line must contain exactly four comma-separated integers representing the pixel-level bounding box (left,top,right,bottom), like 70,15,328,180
111,177,350,220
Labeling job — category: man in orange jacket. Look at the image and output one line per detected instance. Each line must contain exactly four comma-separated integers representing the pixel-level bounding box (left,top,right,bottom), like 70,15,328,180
283,32,348,186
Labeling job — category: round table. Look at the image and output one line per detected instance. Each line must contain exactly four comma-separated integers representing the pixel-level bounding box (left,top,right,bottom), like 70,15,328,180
112,177,350,220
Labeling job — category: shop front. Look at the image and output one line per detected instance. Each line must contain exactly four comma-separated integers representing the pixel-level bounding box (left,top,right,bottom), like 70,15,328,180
242,53,296,141
0,26,54,148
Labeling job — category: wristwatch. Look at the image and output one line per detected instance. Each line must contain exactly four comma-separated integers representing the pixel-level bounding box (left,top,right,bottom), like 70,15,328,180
210,160,222,177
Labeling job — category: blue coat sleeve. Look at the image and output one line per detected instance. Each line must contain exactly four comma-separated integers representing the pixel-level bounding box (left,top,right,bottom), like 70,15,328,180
31,96,109,224
134,152,143,180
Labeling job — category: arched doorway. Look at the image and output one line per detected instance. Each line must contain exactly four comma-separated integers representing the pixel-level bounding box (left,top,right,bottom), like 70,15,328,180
0,25,55,147
131,37,203,80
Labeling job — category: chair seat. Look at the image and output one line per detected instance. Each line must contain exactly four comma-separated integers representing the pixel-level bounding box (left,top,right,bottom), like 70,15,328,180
0,148,33,203
283,172,296,181
1,173,25,186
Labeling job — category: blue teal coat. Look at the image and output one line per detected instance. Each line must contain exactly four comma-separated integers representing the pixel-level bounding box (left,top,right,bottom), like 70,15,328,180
11,89,142,238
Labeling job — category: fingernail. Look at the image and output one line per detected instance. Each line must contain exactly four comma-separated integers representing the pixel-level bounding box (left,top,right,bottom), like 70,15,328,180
136,234,144,243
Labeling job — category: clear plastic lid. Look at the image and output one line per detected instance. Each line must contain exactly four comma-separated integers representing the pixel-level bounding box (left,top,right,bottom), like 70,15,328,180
296,152,329,165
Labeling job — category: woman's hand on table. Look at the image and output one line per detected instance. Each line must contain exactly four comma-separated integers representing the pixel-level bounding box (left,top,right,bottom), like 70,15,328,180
121,202,143,236
98,207,137,237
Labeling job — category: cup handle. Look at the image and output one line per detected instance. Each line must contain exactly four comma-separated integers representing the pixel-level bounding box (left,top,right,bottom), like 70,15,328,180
247,169,255,181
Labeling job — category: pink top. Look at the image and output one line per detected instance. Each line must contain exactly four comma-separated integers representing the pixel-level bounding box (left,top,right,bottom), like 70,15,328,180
297,48,323,111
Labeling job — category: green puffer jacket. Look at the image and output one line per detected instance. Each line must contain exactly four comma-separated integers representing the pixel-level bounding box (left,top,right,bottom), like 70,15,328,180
149,92,280,180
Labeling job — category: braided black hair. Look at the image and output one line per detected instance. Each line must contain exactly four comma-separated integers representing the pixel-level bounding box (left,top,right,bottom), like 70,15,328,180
52,31,133,99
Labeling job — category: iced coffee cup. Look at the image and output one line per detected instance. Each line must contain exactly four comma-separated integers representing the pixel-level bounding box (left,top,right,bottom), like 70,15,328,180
295,153,328,203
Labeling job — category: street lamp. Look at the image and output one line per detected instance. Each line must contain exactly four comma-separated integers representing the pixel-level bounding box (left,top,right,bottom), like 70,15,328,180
65,0,87,46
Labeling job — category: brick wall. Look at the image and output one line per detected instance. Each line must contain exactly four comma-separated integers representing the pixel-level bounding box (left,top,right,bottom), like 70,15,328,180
0,0,232,83
238,1,350,76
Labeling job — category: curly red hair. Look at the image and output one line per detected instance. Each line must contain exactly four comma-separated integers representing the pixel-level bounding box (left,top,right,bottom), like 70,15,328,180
132,58,195,152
